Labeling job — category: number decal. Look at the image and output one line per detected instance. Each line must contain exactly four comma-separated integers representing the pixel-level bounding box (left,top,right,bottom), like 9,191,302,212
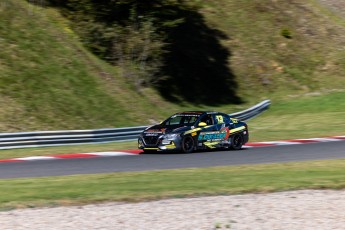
230,118,238,124
216,115,224,124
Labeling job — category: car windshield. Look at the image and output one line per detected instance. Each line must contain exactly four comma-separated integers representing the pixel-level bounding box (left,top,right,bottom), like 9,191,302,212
163,114,200,126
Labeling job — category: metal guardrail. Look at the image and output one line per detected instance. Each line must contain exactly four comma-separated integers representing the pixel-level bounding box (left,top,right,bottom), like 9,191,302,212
230,99,271,121
0,100,270,150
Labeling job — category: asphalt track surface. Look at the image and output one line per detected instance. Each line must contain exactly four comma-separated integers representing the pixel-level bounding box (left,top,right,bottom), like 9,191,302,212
1,141,345,179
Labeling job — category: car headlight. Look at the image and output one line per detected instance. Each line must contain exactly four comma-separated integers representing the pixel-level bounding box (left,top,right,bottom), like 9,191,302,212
164,133,179,139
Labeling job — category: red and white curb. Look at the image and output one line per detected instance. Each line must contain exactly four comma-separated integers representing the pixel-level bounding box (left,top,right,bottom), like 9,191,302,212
0,150,141,163
0,136,345,163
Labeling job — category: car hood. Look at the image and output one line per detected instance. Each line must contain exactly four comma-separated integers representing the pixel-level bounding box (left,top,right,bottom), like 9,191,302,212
143,124,193,134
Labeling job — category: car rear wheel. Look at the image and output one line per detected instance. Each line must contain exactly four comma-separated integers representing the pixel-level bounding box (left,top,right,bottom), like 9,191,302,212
181,136,195,153
231,134,244,150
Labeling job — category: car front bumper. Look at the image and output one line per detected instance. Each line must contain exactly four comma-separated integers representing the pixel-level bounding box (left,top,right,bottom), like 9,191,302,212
138,135,182,152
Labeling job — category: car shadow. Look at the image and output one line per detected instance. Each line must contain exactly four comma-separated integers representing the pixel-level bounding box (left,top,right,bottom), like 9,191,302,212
139,147,249,155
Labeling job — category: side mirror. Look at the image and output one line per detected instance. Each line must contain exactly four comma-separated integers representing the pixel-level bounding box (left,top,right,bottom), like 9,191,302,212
198,122,207,127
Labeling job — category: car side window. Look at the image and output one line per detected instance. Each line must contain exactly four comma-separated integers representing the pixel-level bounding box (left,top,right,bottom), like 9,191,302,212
217,114,231,124
183,116,198,125
222,115,230,124
200,115,214,125
166,116,182,125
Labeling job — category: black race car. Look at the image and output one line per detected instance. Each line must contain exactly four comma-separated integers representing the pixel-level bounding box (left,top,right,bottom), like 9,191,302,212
138,111,248,153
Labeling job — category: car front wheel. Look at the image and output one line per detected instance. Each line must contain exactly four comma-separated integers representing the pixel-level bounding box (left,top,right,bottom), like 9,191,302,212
181,136,195,153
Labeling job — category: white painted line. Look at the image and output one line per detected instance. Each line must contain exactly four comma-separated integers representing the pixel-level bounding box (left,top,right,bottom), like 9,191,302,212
84,152,138,157
306,138,343,142
259,141,301,145
14,156,56,161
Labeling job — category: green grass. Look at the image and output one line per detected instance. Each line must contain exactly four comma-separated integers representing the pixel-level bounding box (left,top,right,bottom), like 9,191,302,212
248,91,345,141
1,158,345,210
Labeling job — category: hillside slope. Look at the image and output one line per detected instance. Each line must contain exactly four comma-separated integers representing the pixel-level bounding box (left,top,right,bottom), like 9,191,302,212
0,0,344,132
0,0,183,131
199,0,345,100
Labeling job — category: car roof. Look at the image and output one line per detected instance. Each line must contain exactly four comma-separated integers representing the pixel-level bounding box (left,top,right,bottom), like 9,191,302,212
175,111,225,115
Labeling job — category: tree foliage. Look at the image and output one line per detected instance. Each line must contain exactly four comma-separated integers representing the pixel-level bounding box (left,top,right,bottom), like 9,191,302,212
34,0,240,104
47,0,183,88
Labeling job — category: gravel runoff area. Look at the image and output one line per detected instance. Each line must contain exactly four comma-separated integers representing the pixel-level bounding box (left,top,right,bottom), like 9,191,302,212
1,189,345,230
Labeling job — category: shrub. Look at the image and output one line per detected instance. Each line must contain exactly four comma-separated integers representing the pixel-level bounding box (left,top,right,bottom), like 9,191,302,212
281,28,292,39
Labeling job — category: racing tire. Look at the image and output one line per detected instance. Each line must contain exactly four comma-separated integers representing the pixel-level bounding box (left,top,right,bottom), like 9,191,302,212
181,136,195,153
231,134,244,150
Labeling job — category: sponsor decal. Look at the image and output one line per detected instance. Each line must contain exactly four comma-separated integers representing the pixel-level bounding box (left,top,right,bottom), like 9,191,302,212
180,112,203,115
145,128,166,133
173,114,200,117
230,118,238,124
198,127,229,141
145,133,159,136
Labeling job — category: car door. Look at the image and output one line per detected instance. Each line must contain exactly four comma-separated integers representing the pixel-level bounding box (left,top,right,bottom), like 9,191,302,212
213,113,231,141
200,114,217,131
197,114,225,142
214,113,227,130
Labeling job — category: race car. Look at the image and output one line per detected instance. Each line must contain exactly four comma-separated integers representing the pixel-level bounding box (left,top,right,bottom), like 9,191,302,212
138,111,248,153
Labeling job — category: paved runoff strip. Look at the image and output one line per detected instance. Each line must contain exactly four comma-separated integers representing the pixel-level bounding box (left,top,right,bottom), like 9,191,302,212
0,136,345,163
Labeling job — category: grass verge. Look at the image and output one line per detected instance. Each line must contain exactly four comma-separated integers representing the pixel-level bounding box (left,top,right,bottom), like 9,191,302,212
248,91,345,141
1,158,345,210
